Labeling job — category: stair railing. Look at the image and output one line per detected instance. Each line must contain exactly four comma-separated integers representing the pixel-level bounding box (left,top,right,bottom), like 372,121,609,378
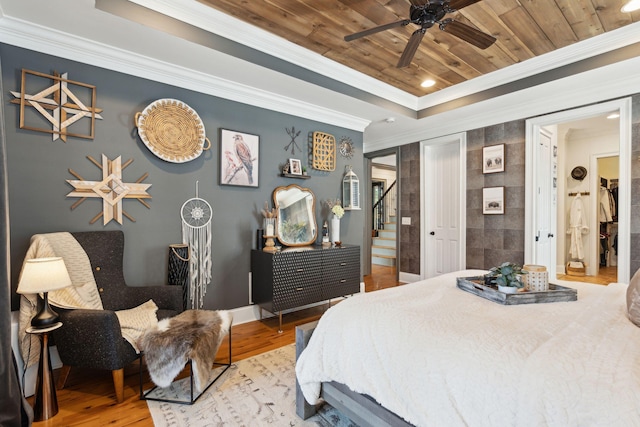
372,180,396,235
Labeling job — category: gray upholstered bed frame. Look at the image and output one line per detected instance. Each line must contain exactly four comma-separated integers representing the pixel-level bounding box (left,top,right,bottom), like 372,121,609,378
295,321,414,427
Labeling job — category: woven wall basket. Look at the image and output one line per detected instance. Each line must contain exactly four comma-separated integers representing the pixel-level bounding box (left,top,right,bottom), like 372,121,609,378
135,99,210,163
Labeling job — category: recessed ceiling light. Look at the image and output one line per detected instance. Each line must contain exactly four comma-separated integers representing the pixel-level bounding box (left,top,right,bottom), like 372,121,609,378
621,0,640,12
384,117,396,124
607,113,620,119
420,79,436,88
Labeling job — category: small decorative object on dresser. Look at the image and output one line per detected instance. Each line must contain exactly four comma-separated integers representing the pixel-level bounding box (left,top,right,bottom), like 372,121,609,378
261,201,278,252
325,199,344,244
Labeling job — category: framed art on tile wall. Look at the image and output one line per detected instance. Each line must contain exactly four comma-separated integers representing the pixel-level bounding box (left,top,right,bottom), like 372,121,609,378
483,186,504,215
482,144,504,174
219,129,259,188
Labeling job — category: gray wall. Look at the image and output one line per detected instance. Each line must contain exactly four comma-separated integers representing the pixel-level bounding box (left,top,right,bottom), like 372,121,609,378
399,143,421,275
3,44,365,311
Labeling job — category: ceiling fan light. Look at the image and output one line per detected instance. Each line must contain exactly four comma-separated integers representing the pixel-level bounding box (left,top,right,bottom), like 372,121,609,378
421,79,436,88
621,0,640,12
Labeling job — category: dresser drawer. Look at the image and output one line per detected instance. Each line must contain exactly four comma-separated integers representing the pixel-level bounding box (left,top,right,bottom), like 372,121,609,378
322,247,360,300
272,251,322,311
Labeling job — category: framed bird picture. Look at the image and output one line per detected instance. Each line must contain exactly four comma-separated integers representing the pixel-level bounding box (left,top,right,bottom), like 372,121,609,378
219,129,260,188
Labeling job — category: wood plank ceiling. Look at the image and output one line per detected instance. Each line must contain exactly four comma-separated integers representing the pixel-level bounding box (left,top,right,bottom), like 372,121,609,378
198,0,638,97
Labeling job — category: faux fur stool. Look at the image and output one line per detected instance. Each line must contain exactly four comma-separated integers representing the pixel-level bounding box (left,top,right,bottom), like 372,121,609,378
138,309,232,404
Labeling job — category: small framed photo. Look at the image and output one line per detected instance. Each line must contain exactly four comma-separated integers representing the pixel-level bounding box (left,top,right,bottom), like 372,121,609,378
289,158,302,175
219,129,259,188
483,186,504,215
482,144,505,174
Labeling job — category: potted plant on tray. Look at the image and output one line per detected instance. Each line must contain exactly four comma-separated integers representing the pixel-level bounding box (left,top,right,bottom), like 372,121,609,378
486,262,527,294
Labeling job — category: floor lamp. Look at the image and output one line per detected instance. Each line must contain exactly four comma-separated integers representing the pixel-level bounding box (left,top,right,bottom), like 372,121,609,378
17,257,72,421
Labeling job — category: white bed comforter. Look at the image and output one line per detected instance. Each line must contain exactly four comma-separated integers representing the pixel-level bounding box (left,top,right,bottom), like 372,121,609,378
296,270,640,426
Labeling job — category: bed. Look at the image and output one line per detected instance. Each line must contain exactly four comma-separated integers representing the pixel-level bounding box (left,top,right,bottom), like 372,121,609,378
295,269,640,426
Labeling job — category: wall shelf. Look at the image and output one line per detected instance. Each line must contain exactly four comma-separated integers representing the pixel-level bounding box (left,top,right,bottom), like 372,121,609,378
280,173,310,179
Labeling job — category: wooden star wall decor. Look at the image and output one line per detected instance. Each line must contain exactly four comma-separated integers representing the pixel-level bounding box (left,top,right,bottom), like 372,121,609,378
66,154,152,225
10,69,103,141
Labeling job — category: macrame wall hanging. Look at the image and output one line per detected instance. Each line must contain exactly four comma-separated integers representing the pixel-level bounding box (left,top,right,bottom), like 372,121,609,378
180,182,212,309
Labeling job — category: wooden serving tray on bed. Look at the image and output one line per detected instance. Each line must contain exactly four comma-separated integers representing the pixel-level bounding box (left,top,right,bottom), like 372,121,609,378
456,276,577,305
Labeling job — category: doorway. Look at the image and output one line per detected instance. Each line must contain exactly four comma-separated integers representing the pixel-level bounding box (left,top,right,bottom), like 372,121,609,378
367,152,398,286
525,98,631,284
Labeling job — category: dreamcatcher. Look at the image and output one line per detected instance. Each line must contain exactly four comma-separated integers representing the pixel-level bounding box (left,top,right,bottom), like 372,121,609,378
180,182,212,309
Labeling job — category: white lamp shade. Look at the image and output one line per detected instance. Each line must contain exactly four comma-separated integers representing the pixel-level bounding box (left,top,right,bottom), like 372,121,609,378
17,257,72,294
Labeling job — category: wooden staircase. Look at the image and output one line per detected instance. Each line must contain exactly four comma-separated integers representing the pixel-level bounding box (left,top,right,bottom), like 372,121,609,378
372,214,396,267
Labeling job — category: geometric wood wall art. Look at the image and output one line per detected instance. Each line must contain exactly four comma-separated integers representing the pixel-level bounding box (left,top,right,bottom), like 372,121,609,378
312,131,336,171
10,69,103,142
66,154,152,225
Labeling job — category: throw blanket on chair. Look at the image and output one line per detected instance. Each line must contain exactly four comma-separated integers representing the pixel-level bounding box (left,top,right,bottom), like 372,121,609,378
18,232,156,367
138,310,232,393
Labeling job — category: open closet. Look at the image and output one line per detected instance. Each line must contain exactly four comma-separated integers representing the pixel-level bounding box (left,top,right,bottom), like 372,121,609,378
556,115,619,284
598,160,618,271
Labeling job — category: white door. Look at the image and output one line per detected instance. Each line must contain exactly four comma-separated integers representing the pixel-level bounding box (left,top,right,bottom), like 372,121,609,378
533,127,557,277
423,137,465,278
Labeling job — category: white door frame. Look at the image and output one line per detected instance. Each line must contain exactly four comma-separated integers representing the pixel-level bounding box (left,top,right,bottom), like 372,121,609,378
420,133,467,280
589,151,619,276
525,98,632,283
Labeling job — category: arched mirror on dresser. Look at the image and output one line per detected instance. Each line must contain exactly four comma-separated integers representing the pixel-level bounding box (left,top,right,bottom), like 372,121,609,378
273,184,317,246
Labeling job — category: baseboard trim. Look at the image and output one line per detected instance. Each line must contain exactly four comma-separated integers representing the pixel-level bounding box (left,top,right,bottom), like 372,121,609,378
399,272,421,283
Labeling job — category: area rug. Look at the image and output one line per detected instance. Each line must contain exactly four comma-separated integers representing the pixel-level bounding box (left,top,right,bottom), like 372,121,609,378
145,344,358,426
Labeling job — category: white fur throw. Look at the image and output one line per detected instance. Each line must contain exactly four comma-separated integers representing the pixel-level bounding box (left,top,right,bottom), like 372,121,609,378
138,310,232,392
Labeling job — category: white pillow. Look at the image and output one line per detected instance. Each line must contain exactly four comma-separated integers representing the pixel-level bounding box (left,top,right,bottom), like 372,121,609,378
626,269,640,327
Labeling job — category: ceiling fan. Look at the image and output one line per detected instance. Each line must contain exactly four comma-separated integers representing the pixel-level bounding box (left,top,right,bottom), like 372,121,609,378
344,0,496,68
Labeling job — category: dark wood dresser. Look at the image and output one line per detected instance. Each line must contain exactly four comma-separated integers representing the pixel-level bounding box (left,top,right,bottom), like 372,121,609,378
251,245,360,331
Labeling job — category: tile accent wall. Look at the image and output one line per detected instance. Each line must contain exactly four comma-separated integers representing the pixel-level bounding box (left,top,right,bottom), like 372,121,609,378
466,120,527,269
399,142,421,274
398,96,640,279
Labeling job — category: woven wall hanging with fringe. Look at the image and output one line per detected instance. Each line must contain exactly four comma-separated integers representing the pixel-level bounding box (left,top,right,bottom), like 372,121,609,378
180,182,212,308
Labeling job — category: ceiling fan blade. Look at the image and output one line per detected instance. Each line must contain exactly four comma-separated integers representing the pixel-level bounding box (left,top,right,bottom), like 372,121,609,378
448,0,482,10
344,19,410,42
397,29,426,68
440,20,496,49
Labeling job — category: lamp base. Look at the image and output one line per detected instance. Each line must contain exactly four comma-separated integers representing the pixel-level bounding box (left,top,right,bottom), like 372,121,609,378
31,293,60,329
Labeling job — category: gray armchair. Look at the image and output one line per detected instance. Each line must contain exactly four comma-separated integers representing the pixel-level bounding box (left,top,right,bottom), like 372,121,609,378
53,231,183,403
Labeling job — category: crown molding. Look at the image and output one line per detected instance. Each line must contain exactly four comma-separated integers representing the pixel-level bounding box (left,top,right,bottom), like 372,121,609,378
131,0,640,117
364,55,640,152
129,0,419,110
416,22,640,110
0,15,371,132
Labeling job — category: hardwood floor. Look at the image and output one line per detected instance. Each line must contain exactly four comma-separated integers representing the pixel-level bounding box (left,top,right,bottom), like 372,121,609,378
556,266,618,285
28,265,401,426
